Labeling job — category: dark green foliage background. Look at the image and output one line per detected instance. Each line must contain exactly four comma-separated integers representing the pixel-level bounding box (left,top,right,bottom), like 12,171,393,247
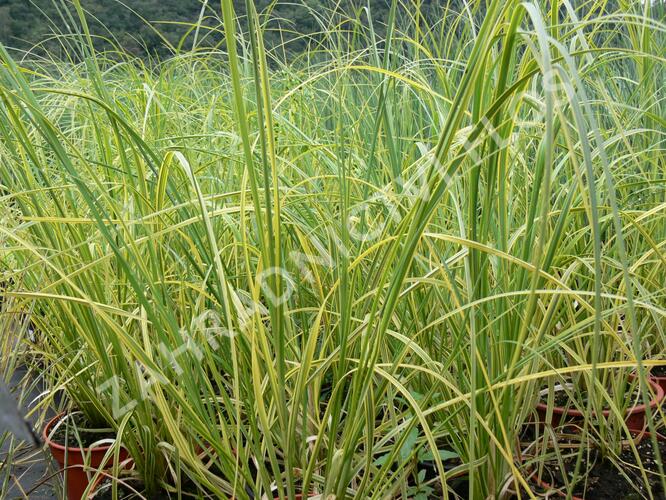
0,1,654,59
0,0,412,57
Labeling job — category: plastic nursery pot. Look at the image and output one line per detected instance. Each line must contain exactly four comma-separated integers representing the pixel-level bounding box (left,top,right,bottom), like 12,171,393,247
43,414,129,500
631,370,666,419
534,378,664,432
532,432,666,499
647,366,666,394
652,375,666,395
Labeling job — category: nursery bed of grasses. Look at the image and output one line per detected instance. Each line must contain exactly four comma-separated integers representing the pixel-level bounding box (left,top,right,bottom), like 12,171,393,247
0,0,665,498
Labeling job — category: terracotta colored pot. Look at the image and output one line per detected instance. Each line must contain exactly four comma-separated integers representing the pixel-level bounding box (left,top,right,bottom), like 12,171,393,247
534,378,664,432
648,370,666,395
635,369,666,411
43,414,129,500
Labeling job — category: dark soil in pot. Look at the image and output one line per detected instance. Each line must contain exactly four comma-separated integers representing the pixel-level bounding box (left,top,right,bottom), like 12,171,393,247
51,413,117,448
527,437,666,499
541,389,571,408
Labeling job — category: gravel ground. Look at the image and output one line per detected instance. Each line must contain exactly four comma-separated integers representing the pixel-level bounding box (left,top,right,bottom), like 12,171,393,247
1,366,58,499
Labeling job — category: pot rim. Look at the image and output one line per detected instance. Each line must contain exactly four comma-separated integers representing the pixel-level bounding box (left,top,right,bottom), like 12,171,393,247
43,413,118,454
535,377,664,418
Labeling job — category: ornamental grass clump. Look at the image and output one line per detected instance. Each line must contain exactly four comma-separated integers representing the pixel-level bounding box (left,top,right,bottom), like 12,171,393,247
0,0,664,498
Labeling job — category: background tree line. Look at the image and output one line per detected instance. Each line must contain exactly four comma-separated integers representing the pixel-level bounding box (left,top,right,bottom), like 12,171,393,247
0,1,659,60
0,0,431,58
